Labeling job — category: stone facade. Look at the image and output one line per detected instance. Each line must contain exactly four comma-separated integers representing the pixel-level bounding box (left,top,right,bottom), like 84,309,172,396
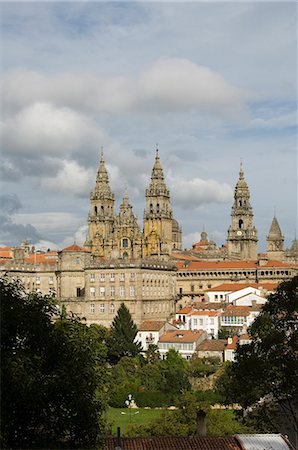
227,164,258,260
85,150,182,258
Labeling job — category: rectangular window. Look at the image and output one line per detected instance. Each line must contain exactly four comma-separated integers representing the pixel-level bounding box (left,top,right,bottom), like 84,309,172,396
36,276,40,285
120,273,125,281
193,318,198,326
100,273,105,282
110,286,115,297
120,286,125,297
130,273,136,281
209,318,214,325
130,286,135,297
90,287,95,297
76,287,81,297
90,303,95,314
109,303,115,314
76,257,80,265
90,273,95,282
48,276,54,284
99,303,104,313
110,273,115,282
199,318,203,326
215,294,218,300
99,287,105,297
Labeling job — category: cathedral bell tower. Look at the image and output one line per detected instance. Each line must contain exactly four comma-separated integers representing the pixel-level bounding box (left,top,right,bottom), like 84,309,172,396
267,216,284,261
227,163,258,260
143,149,181,256
85,150,115,256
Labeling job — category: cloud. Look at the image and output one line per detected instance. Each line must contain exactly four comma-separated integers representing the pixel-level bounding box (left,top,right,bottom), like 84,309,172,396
40,160,94,196
1,102,105,159
249,111,297,129
0,194,42,246
168,174,233,208
2,59,249,118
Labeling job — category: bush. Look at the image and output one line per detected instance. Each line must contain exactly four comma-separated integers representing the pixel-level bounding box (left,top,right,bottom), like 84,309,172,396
134,391,172,408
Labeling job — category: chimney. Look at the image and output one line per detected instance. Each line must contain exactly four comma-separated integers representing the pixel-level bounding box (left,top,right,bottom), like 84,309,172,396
196,409,207,436
227,337,233,345
115,426,121,450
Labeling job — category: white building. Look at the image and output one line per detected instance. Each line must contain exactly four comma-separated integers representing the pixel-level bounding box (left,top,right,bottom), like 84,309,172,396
136,320,177,352
158,330,207,360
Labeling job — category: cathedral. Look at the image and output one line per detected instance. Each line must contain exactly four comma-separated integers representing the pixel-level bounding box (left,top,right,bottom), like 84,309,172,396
0,149,297,326
84,149,182,259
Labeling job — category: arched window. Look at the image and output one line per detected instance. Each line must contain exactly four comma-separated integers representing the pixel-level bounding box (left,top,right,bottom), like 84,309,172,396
239,219,244,229
150,203,153,213
157,203,160,213
94,206,97,214
122,238,128,248
239,200,242,207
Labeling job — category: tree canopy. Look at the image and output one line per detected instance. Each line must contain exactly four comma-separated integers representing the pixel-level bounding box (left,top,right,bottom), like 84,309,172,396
216,276,298,436
107,303,141,363
0,277,108,449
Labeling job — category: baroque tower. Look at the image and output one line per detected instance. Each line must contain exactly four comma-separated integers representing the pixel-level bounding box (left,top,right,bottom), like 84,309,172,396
227,163,258,260
267,216,284,261
143,150,182,256
85,151,115,257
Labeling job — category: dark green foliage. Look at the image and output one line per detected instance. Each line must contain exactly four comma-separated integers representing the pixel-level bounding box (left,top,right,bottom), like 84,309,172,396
188,356,221,378
145,343,160,364
159,349,191,398
216,276,298,433
0,277,108,449
107,303,142,364
134,391,172,408
194,389,224,405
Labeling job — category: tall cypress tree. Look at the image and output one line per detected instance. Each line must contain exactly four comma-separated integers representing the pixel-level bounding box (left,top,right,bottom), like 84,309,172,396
107,303,141,364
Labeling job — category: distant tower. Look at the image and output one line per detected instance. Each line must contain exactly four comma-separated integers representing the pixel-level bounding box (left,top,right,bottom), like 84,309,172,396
85,151,115,256
267,216,284,261
227,163,258,260
143,149,181,256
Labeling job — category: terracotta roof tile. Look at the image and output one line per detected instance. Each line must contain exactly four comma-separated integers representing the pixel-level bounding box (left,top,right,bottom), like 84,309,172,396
226,336,239,350
159,330,204,343
139,321,166,331
177,307,193,314
197,339,227,351
61,244,90,253
205,282,278,292
105,436,242,450
189,310,220,317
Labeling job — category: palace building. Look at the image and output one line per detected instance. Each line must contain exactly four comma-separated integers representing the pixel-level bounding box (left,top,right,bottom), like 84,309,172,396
0,150,297,326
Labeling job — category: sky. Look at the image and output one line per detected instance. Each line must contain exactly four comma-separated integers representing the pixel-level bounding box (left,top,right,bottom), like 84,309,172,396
0,1,297,252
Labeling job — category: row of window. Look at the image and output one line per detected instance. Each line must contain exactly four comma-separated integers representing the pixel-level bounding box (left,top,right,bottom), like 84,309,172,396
179,270,291,278
193,318,215,326
90,286,136,297
221,316,246,324
90,273,136,282
90,303,115,314
158,343,194,350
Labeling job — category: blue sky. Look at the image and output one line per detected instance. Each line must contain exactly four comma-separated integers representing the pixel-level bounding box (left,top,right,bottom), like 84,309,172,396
1,1,297,252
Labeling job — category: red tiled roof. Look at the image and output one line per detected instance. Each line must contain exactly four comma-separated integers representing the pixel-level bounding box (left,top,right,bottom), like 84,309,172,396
197,339,227,351
193,302,224,311
239,333,251,341
138,321,165,331
105,436,242,450
205,282,278,292
176,307,192,314
189,310,220,317
226,336,239,350
25,253,58,265
222,306,251,317
170,253,201,261
159,330,204,343
61,244,90,253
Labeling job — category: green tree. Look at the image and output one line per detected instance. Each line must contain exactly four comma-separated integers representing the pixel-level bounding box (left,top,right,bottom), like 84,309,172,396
159,348,190,397
145,343,160,364
107,303,142,364
0,277,108,449
216,276,298,436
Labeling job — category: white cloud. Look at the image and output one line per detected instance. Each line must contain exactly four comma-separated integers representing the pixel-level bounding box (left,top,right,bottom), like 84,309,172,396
249,111,297,129
1,102,105,159
14,212,83,234
40,160,94,196
2,59,249,118
168,173,233,208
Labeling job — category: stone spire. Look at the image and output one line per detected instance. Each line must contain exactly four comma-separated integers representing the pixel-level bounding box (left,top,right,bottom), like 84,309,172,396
93,149,114,199
227,163,258,260
267,216,284,255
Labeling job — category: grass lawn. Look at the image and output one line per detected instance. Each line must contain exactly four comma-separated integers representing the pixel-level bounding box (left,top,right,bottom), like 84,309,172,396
107,407,165,435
